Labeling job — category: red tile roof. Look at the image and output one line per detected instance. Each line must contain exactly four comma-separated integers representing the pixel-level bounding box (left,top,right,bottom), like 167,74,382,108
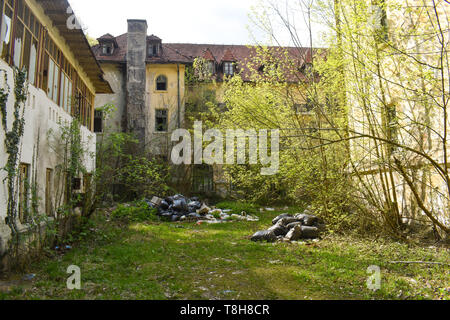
202,48,216,61
92,33,321,82
98,33,115,40
221,48,236,62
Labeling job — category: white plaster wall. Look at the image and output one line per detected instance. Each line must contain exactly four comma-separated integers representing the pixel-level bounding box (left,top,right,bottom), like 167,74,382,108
0,59,96,252
94,63,126,133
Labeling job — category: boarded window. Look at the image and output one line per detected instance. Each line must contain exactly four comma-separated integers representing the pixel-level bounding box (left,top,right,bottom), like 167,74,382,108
155,109,168,132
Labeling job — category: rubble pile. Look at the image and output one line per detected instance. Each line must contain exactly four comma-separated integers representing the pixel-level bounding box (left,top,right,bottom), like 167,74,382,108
148,195,259,224
251,209,325,243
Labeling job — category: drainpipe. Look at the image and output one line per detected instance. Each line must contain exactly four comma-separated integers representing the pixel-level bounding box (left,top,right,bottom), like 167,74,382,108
177,63,181,129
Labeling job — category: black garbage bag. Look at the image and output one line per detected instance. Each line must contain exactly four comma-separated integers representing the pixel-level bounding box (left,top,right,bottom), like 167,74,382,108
165,197,174,205
188,201,202,211
286,222,302,230
284,225,303,241
160,200,169,210
268,222,288,236
160,212,173,220
272,213,292,225
295,214,319,226
171,215,180,222
300,226,320,239
190,197,200,202
278,217,302,226
251,230,277,242
173,198,188,212
173,194,186,201
188,212,202,219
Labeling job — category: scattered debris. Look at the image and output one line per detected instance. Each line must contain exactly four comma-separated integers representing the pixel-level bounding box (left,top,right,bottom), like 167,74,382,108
148,194,259,224
251,209,325,243
22,274,36,281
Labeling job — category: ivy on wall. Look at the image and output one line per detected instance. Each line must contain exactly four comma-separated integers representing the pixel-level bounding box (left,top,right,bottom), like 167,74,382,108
0,67,28,235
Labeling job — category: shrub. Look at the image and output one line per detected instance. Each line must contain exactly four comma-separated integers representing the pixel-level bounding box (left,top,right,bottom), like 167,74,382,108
111,200,158,222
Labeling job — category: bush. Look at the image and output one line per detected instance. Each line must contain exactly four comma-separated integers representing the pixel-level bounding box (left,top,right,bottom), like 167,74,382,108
216,201,260,216
111,200,158,222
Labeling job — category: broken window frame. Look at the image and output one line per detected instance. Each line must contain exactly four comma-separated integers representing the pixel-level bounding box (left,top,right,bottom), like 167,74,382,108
1,0,95,132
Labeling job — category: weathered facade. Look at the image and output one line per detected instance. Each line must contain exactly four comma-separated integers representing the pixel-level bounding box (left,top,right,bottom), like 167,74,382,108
93,19,314,195
0,0,112,269
342,0,450,234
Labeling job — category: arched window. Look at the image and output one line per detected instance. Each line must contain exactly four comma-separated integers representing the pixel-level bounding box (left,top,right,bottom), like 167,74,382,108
156,75,167,91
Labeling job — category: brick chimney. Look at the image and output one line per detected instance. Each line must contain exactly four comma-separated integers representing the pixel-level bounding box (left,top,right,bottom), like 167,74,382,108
126,19,148,149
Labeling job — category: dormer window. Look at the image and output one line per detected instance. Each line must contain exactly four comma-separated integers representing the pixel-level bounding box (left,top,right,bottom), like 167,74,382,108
148,43,159,57
102,44,113,55
224,62,234,76
207,61,215,75
148,35,162,57
97,34,118,56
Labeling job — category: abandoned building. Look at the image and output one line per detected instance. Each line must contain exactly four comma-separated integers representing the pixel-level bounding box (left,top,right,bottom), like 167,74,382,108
0,0,112,268
92,19,315,195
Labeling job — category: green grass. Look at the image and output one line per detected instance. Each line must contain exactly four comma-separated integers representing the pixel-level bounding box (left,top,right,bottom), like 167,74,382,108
215,201,261,216
0,208,448,300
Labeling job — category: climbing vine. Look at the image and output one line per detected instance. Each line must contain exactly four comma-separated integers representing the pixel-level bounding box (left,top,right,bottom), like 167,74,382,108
0,67,28,236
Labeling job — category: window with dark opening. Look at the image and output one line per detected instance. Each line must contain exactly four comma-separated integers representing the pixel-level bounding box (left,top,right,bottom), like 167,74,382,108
294,99,314,114
18,163,30,223
94,110,103,133
193,164,214,193
155,109,168,132
156,75,167,91
102,44,112,55
149,43,159,57
72,177,81,191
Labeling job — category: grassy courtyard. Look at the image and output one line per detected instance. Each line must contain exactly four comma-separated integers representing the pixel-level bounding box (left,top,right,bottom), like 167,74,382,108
0,208,449,300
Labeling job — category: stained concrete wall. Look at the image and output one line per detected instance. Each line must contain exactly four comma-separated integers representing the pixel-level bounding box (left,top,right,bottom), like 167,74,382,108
126,20,148,149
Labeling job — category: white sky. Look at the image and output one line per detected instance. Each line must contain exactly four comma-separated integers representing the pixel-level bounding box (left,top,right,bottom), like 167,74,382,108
69,0,326,46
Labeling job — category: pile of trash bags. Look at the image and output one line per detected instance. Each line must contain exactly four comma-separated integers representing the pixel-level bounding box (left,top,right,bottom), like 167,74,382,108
147,194,259,223
251,209,326,243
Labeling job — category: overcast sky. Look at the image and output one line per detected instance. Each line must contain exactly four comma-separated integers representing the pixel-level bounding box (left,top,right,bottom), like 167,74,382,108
69,0,326,46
